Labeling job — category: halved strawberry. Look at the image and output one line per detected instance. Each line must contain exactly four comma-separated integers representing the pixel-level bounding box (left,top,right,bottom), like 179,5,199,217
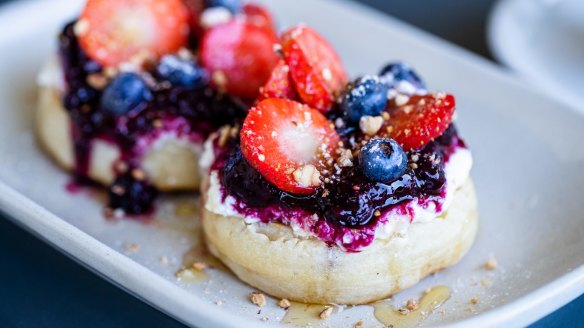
280,25,348,113
242,3,275,30
240,98,340,195
258,60,298,101
383,93,456,151
78,0,189,67
200,19,279,100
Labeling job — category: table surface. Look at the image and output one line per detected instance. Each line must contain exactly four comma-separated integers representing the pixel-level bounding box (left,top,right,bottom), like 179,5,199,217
1,0,582,327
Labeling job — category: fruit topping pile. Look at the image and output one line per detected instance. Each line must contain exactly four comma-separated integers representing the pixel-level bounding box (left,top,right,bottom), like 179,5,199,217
213,24,466,248
59,0,279,214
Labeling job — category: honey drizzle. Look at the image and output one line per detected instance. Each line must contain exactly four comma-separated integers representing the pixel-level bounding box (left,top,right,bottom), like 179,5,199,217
373,286,451,328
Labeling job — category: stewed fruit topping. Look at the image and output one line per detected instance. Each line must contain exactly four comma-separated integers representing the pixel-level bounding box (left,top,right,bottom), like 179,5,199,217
341,75,389,122
359,138,407,183
280,25,348,113
379,62,425,91
382,93,456,151
200,19,279,99
100,72,152,116
240,98,340,195
77,0,189,67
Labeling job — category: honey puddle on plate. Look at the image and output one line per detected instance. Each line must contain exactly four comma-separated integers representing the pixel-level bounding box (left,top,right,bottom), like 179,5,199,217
282,302,337,326
373,286,451,328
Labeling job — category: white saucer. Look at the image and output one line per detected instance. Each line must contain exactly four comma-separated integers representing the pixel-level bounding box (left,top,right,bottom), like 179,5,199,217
488,0,584,111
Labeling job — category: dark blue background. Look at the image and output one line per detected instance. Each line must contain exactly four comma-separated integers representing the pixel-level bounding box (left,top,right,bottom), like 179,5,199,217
0,0,582,327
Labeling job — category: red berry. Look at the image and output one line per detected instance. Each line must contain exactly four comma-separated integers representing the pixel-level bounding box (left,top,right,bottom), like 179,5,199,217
242,3,275,30
183,0,205,36
280,25,348,113
383,93,456,151
240,98,340,195
78,0,189,67
258,60,298,101
200,19,279,100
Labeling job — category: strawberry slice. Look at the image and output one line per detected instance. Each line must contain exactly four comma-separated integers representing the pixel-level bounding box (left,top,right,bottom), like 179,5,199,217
383,93,456,151
200,19,279,100
78,0,189,67
242,3,275,30
240,98,340,195
258,60,298,101
280,25,348,113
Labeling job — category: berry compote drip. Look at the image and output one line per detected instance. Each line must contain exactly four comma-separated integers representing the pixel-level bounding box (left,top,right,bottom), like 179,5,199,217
58,21,247,214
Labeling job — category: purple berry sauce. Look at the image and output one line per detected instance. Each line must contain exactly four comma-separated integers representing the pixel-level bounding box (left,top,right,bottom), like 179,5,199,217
58,21,247,214
214,124,466,252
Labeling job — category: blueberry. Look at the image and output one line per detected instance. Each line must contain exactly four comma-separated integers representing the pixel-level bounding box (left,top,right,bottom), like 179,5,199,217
379,62,425,91
101,73,151,116
341,75,389,122
156,55,208,88
205,0,242,13
359,138,407,183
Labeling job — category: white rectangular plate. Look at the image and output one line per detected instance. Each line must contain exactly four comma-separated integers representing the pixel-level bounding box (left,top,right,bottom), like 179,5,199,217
1,0,584,327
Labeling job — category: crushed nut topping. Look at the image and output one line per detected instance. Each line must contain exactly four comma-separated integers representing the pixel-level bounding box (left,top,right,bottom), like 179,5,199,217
212,70,228,90
131,168,146,181
406,298,419,311
278,298,291,309
470,297,479,305
353,321,364,327
337,149,354,168
319,306,333,319
359,115,384,136
292,164,321,187
192,262,207,271
395,94,410,106
484,259,498,270
249,292,266,307
87,73,108,89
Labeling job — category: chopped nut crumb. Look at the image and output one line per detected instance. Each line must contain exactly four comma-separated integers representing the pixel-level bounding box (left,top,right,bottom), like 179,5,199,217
124,243,140,253
261,317,269,321
278,299,291,309
131,168,146,181
359,115,384,136
484,259,498,270
87,73,108,89
397,308,409,315
353,320,364,328
337,149,354,167
381,112,390,120
73,19,89,36
470,297,479,305
192,262,207,271
292,164,321,187
386,126,394,133
395,94,410,106
406,298,419,311
212,70,228,90
152,119,163,129
111,185,125,195
249,292,266,307
374,210,381,217
319,306,333,319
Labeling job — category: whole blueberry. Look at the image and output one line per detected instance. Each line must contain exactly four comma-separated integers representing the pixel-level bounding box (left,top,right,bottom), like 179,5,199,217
206,0,242,13
156,55,208,88
101,73,151,116
359,138,407,183
341,75,389,122
379,62,425,91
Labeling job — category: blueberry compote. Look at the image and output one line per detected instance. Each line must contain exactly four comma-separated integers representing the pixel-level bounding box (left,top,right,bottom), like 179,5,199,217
216,124,466,252
58,22,247,214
